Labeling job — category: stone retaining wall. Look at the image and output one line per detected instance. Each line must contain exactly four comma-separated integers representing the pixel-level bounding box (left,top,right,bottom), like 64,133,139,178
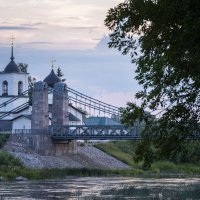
4,134,77,156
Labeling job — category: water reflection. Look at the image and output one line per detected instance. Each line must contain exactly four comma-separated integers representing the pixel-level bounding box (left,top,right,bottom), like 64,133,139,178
0,177,200,199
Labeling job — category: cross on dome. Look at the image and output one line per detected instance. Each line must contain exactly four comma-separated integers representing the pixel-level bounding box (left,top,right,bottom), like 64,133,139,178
10,35,15,45
3,35,21,73
51,57,56,68
10,35,15,61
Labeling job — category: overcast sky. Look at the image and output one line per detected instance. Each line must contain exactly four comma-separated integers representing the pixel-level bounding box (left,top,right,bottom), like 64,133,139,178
0,0,140,107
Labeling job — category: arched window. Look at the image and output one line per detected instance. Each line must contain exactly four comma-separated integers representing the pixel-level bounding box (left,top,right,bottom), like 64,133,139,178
2,81,8,96
18,81,23,95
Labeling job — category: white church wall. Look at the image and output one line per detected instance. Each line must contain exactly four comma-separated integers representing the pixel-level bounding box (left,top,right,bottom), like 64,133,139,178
12,117,31,133
0,73,29,115
14,73,29,94
0,73,29,96
68,106,83,125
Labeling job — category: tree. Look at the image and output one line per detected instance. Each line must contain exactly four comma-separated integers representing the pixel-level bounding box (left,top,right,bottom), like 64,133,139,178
18,63,36,104
18,63,28,73
56,67,66,82
56,67,64,78
105,0,200,168
28,76,36,105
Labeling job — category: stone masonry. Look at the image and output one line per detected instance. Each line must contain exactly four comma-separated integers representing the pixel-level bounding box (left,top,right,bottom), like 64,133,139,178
52,82,69,125
31,81,49,130
52,82,77,155
30,81,77,156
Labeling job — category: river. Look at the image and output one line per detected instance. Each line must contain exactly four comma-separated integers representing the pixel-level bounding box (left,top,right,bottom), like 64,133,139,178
0,177,200,199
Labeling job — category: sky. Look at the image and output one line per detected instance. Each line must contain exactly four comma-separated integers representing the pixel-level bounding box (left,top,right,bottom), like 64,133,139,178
0,0,141,107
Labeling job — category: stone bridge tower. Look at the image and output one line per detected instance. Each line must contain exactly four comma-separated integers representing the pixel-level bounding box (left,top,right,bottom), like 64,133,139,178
52,82,69,126
51,82,77,155
31,81,49,132
30,76,77,155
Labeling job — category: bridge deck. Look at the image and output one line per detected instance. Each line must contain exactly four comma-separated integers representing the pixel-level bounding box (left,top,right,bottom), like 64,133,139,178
3,125,199,140
50,125,141,140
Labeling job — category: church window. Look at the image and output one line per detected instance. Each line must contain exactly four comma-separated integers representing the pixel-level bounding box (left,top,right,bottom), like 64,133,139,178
18,81,23,95
2,81,8,96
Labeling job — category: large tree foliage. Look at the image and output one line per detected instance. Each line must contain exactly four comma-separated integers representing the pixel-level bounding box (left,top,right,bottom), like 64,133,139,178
105,0,200,168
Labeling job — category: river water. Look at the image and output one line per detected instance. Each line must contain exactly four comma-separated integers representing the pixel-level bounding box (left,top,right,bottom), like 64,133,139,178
0,177,200,199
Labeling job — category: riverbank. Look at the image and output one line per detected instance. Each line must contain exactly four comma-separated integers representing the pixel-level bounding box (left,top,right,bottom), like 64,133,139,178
0,162,200,181
0,149,200,181
3,145,129,169
0,135,200,180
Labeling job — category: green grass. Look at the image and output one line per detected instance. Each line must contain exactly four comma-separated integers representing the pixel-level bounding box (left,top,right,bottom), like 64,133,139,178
95,141,141,167
0,150,146,180
0,150,145,180
0,140,200,180
151,161,200,175
95,141,200,176
0,167,147,181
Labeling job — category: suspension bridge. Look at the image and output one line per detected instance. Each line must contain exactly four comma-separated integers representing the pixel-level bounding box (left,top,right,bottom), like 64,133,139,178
0,86,119,120
0,86,200,141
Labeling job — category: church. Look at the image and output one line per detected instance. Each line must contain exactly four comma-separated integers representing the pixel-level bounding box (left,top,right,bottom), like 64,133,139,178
0,43,86,132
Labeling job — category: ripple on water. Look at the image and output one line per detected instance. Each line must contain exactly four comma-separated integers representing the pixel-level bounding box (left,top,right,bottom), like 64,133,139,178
0,177,200,199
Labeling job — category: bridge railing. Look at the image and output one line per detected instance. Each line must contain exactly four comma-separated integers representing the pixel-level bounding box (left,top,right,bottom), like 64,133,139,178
1,126,200,140
14,129,49,135
49,125,142,140
0,130,12,134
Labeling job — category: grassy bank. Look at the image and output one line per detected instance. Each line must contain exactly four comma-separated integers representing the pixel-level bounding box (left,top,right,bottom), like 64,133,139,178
95,141,200,176
0,150,145,180
1,149,199,181
95,141,138,167
0,139,200,180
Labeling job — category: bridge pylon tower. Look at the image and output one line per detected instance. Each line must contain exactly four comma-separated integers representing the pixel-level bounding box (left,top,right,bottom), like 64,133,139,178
31,81,49,131
52,82,69,126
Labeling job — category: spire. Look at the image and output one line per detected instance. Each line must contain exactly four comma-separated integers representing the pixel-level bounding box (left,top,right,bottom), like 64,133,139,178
3,35,21,73
10,35,15,61
51,57,56,68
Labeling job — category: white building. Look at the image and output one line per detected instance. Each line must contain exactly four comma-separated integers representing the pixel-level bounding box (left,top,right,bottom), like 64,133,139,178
0,44,85,132
0,44,29,119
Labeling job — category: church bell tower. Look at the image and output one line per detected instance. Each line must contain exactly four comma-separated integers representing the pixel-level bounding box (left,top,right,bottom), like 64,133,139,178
0,37,29,119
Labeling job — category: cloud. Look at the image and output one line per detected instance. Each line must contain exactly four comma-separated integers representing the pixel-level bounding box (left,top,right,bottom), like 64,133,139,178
0,25,38,30
20,22,45,27
0,0,114,49
62,26,98,30
0,34,140,108
93,91,140,107
19,42,54,45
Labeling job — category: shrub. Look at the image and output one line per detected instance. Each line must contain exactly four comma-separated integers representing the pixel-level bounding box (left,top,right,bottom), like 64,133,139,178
0,151,23,167
0,134,10,148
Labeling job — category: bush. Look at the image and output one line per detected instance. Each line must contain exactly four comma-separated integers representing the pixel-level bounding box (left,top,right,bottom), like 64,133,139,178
0,151,23,167
152,161,178,173
0,134,10,148
170,141,200,164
